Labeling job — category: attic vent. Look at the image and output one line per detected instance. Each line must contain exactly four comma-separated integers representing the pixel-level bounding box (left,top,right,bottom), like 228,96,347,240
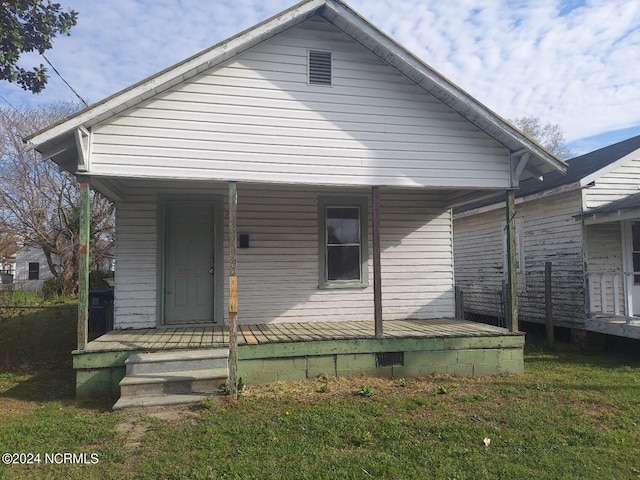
308,50,332,85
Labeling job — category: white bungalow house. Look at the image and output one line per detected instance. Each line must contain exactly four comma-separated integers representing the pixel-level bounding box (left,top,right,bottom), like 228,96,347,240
454,135,640,340
12,244,114,292
26,0,565,405
13,245,56,291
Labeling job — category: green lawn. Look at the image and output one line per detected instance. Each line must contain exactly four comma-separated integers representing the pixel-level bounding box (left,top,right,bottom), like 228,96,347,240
1,310,639,479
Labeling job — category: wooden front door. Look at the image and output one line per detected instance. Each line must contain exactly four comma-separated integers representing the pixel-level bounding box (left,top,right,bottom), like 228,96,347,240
164,202,215,325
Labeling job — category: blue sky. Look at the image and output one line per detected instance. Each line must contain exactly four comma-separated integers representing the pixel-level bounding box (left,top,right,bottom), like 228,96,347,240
1,0,639,156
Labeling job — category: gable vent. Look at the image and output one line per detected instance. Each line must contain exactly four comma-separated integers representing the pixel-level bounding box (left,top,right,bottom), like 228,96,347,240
308,50,332,85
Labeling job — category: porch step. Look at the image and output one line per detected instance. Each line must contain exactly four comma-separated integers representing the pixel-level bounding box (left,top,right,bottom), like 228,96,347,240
119,368,229,397
125,348,229,375
113,393,211,410
113,348,229,410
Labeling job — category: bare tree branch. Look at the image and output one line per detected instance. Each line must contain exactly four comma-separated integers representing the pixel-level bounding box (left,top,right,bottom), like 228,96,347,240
0,103,115,294
511,116,572,159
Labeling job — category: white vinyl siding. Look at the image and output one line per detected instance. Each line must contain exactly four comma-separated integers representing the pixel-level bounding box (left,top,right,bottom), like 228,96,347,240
454,190,586,325
583,154,640,209
114,201,158,329
89,17,510,189
113,181,454,329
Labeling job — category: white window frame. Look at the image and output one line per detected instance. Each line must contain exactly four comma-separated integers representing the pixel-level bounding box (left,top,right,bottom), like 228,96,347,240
318,197,368,289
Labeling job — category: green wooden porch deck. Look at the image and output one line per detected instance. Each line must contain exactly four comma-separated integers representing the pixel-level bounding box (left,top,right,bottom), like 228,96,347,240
83,318,517,352
74,319,525,399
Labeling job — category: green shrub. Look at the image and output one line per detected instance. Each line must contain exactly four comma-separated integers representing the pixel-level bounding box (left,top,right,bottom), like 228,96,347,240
42,275,65,299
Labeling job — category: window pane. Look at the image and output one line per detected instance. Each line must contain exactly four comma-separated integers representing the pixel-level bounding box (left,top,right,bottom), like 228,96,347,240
634,253,640,284
28,262,39,280
327,245,360,281
327,207,359,244
633,223,640,251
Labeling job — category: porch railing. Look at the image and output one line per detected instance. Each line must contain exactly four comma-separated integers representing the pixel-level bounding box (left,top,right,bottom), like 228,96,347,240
587,271,638,317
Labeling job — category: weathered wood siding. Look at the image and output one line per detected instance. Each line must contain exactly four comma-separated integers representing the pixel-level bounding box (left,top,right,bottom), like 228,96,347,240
113,182,454,329
89,17,509,189
584,223,625,314
583,153,640,209
454,190,586,325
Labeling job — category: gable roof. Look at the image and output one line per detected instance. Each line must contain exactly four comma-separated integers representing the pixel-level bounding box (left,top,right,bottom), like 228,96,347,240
26,0,565,181
456,134,640,213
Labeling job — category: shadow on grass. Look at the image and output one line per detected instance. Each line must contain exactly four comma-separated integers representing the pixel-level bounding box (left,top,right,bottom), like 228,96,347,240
1,367,75,402
0,305,113,410
524,326,640,368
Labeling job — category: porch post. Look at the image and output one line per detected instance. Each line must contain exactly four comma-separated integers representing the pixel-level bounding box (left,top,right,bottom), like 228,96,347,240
228,181,239,400
78,178,91,350
372,186,383,337
505,189,518,332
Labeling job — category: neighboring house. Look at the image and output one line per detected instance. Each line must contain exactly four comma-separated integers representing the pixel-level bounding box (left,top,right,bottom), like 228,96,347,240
26,0,565,403
0,237,17,285
14,246,56,291
13,244,114,292
454,135,640,339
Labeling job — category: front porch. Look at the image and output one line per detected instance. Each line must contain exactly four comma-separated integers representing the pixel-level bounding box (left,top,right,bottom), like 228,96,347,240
585,314,640,339
74,318,524,400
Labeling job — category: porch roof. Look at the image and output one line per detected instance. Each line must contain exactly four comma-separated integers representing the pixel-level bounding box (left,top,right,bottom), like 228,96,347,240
577,191,640,225
26,0,565,185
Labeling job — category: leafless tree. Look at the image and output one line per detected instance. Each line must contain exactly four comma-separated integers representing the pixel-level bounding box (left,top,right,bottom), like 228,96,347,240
0,103,114,294
512,116,571,160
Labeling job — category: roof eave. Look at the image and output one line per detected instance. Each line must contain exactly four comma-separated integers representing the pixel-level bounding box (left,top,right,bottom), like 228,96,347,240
27,0,567,179
26,0,325,148
320,1,566,178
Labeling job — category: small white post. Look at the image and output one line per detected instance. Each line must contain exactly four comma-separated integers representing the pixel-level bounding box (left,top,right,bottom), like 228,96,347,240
600,275,607,314
613,274,620,316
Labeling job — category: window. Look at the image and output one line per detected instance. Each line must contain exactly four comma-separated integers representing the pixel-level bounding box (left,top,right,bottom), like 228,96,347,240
318,197,368,288
28,262,39,280
632,222,640,284
308,50,332,85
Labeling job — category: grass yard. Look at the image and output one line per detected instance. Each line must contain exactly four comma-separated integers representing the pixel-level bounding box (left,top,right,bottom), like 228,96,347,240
0,309,639,479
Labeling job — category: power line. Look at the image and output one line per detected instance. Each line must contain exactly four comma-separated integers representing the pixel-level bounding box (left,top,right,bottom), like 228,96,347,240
41,54,89,107
0,93,23,117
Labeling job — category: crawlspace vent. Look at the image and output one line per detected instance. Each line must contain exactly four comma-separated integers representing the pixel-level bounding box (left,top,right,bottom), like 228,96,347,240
308,50,332,85
375,351,404,368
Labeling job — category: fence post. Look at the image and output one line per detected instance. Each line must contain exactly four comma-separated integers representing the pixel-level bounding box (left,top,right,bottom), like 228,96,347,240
545,261,554,346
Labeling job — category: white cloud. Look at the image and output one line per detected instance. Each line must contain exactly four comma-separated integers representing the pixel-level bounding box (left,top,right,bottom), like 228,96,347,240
1,0,638,146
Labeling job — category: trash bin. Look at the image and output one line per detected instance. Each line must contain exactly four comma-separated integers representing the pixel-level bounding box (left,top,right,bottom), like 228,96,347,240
89,288,114,337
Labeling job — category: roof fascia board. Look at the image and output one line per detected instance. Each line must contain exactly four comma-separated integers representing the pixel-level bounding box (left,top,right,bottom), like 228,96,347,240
453,180,583,219
322,1,565,176
579,148,640,187
27,0,324,148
